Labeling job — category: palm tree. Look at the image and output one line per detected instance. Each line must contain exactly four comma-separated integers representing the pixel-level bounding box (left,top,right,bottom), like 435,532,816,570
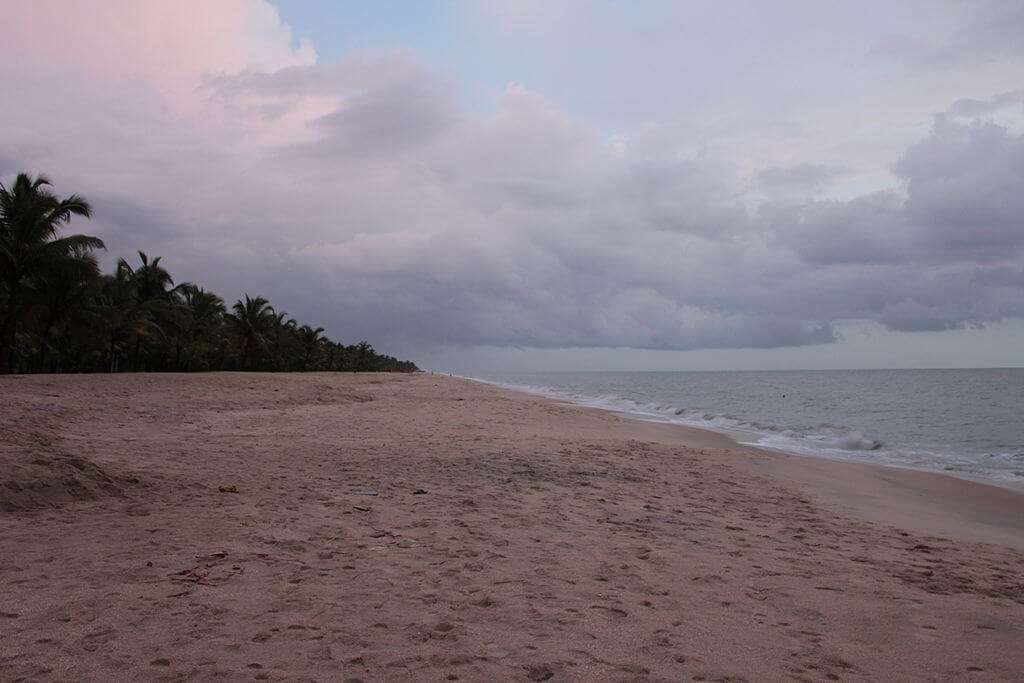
120,251,175,303
324,340,340,371
1,171,420,374
91,264,152,372
177,284,225,370
298,325,325,370
116,251,184,369
269,310,298,370
227,294,275,370
31,245,101,371
0,173,102,372
353,340,375,371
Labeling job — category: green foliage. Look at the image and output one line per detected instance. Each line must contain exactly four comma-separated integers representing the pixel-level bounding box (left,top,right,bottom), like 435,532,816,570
0,172,418,374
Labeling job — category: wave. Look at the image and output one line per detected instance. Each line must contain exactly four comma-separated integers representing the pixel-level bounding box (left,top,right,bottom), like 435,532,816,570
463,374,1024,488
468,375,882,453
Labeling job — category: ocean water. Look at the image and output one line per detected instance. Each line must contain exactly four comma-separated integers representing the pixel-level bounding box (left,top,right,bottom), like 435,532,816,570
468,369,1024,489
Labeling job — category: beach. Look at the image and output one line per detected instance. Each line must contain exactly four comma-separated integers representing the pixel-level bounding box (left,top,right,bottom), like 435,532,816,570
2,372,1023,681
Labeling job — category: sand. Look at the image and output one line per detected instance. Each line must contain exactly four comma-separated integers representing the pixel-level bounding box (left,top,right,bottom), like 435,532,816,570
1,372,1023,681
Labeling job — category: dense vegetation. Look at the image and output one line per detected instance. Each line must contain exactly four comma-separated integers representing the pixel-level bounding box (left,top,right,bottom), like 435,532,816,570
0,173,418,374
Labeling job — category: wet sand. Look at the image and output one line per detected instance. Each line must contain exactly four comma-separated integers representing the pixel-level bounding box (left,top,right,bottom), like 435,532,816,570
1,372,1023,681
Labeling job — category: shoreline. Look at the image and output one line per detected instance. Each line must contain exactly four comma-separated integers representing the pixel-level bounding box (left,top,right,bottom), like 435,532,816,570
3,372,1023,680
463,373,1024,494
460,375,1024,551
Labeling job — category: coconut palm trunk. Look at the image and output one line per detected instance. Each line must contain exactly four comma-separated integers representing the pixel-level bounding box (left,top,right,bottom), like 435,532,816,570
0,319,14,373
37,310,60,372
0,310,15,373
0,275,23,372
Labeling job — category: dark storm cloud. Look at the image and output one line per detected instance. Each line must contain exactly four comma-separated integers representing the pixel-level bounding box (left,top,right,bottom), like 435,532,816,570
88,194,182,245
771,113,1024,268
766,191,910,266
755,164,847,192
897,118,1024,258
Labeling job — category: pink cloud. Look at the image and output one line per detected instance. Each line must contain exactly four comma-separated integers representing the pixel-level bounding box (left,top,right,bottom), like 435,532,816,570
5,0,314,100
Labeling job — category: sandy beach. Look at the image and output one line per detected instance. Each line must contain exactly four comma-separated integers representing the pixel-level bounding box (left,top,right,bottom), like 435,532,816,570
2,372,1023,681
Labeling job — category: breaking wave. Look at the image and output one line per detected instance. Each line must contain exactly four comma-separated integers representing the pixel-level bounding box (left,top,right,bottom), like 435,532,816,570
464,373,1024,489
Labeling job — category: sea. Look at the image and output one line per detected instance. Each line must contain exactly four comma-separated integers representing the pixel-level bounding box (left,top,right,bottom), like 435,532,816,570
466,369,1024,490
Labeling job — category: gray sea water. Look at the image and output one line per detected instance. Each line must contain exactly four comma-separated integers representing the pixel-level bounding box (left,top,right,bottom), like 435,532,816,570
468,369,1024,489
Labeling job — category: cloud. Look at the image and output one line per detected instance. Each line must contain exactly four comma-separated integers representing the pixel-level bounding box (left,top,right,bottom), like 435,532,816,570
897,118,1024,258
871,1,1024,68
755,164,847,193
2,0,1023,355
768,111,1024,266
766,191,910,266
943,90,1024,119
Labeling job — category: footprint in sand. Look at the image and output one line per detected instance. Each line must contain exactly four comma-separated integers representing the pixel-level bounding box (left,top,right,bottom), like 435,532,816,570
589,605,628,618
524,663,556,681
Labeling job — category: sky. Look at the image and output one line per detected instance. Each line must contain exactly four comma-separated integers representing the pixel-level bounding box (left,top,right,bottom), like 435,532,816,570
2,0,1023,371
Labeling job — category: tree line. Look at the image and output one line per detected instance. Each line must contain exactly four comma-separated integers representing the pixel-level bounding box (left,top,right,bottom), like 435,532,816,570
0,173,418,374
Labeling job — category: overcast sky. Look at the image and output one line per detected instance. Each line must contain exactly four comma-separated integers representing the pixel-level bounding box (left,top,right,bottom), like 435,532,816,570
3,1,1023,371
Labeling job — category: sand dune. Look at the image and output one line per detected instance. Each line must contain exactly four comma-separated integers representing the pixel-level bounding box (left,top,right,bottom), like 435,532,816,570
1,372,1022,681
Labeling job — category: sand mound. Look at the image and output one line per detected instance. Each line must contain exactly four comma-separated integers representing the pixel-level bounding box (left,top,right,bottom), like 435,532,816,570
0,428,129,511
1,372,377,512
